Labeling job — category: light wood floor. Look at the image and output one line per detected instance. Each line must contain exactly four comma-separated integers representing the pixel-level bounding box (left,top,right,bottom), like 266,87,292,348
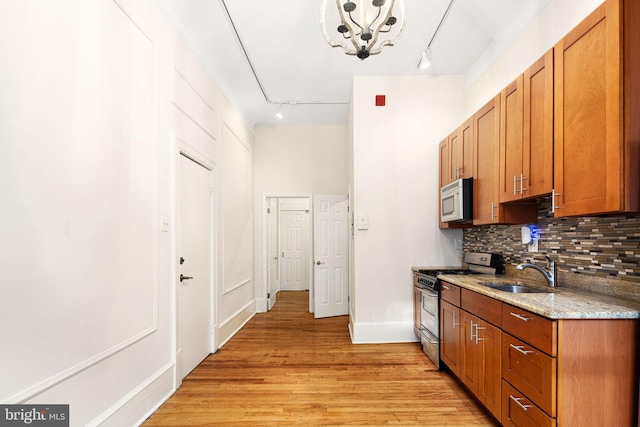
143,291,497,426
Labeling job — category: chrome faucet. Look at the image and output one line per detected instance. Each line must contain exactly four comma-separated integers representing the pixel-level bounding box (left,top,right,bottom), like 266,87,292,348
516,258,557,288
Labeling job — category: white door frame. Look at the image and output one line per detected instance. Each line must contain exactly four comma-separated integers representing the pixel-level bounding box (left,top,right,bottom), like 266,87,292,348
260,193,313,313
175,144,217,387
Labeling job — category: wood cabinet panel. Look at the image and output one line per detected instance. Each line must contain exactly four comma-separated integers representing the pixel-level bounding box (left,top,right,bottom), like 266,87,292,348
474,95,537,225
461,288,502,327
502,380,555,427
439,137,450,189
557,319,639,427
553,0,640,216
501,304,557,356
440,281,460,306
499,77,524,203
451,119,474,181
473,96,501,225
502,332,556,416
523,50,554,198
439,137,472,229
499,50,554,205
461,311,502,422
440,300,462,377
477,319,502,422
461,311,480,394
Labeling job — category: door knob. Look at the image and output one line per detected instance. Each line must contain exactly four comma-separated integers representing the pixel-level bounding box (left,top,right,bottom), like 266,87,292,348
180,274,193,282
316,260,325,265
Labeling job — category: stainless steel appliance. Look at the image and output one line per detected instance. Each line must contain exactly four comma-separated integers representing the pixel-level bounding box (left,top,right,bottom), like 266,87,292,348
440,178,473,223
413,252,503,368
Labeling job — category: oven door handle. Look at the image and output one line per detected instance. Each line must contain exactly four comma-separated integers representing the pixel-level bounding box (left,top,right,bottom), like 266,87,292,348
420,328,439,344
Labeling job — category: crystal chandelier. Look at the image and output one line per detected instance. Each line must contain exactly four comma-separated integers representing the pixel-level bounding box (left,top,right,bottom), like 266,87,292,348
320,0,406,60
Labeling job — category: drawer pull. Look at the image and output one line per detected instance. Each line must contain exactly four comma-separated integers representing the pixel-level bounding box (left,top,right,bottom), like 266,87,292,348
510,395,533,411
510,312,532,322
510,344,534,355
442,285,451,291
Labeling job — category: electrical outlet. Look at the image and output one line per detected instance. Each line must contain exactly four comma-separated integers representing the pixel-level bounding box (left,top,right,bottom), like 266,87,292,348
454,239,462,250
160,216,170,232
528,238,539,252
357,215,369,230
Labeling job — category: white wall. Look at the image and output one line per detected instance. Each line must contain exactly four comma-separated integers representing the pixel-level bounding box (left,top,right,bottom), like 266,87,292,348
349,75,466,343
0,1,254,425
465,0,604,113
252,125,348,311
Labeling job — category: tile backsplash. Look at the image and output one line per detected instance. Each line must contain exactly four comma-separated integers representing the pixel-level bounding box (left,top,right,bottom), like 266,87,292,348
463,201,640,286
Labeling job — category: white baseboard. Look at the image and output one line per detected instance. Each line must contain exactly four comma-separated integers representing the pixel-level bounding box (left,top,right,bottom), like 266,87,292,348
89,363,175,427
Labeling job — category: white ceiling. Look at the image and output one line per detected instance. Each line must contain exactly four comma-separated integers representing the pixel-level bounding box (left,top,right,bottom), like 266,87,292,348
154,0,551,128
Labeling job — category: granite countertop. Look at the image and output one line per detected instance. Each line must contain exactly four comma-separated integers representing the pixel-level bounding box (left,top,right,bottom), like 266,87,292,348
437,274,640,320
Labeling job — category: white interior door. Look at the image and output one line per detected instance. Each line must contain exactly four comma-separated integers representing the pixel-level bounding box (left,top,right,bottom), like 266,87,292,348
179,154,212,378
281,210,309,291
267,198,279,309
313,195,349,318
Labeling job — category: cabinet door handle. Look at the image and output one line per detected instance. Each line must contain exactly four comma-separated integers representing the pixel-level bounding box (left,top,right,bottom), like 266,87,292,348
510,395,532,411
513,175,518,196
469,320,476,340
510,312,531,322
491,202,496,220
551,188,563,213
441,285,451,291
520,173,527,194
510,344,534,355
474,323,485,344
452,311,460,328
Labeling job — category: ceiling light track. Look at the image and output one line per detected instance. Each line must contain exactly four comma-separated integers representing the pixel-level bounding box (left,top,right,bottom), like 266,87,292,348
219,0,270,102
418,0,456,69
219,0,349,108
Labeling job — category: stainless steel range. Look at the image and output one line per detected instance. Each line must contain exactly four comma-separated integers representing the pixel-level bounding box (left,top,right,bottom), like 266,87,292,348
413,252,503,368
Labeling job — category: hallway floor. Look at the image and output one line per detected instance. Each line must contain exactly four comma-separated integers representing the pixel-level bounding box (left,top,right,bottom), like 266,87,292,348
143,291,497,426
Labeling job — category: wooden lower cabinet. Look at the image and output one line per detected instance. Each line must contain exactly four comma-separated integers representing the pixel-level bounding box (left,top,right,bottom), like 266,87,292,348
501,333,556,416
440,282,638,426
440,300,461,378
447,306,501,422
502,381,555,427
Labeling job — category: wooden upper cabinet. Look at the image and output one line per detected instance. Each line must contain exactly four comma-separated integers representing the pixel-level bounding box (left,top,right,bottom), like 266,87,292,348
440,119,474,188
523,50,554,199
474,96,501,225
499,76,524,203
439,137,450,189
499,50,554,204
554,0,640,217
439,133,473,229
475,95,537,225
450,119,474,182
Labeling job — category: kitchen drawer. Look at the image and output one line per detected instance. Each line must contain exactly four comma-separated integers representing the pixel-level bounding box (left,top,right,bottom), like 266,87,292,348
461,288,502,327
440,281,461,306
502,332,556,416
502,380,555,427
502,304,557,356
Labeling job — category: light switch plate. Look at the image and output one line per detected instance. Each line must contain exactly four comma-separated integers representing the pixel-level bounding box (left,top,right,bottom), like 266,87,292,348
160,216,170,232
357,215,369,230
528,238,538,252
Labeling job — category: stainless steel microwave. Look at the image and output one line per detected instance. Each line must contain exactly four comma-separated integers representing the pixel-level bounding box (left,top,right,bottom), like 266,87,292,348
440,178,473,222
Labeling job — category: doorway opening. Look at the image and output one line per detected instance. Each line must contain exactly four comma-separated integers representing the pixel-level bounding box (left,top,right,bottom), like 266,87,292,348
262,194,349,318
265,196,312,312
